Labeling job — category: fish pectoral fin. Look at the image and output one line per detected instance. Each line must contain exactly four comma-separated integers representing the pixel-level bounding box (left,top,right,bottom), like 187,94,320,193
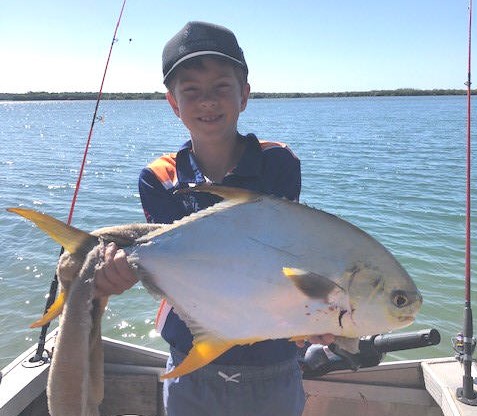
30,290,66,328
283,267,344,299
161,338,235,380
7,207,98,254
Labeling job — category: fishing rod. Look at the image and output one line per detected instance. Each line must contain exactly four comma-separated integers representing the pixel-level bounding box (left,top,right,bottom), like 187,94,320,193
29,0,127,364
301,328,441,377
456,0,477,405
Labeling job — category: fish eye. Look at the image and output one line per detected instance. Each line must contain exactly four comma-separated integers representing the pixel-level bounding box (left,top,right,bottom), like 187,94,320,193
391,290,409,308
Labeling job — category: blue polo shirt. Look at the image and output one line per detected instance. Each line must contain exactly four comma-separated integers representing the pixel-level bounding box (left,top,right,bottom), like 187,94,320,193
138,133,301,365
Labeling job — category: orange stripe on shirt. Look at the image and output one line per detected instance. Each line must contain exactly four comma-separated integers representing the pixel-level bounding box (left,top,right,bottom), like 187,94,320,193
259,140,287,151
155,298,172,335
148,154,178,190
259,140,299,159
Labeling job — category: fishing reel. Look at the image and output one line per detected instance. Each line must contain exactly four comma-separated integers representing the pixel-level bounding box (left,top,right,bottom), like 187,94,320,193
452,332,476,363
300,328,441,377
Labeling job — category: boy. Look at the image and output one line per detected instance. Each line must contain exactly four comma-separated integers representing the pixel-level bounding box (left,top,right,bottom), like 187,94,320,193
95,21,333,415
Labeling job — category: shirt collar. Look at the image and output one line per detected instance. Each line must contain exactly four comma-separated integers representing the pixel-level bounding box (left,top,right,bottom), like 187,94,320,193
175,134,262,186
175,141,203,185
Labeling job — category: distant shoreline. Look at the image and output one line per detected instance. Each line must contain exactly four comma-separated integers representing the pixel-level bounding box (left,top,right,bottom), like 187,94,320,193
0,89,474,101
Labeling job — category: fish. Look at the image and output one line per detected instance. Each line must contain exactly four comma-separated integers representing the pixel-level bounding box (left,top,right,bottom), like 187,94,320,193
8,185,422,414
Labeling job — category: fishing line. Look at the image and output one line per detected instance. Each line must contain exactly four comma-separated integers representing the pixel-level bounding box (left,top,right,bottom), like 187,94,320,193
456,0,477,405
30,0,128,364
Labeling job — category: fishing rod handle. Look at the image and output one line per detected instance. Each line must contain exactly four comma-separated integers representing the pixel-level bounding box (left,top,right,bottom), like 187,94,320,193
370,328,441,353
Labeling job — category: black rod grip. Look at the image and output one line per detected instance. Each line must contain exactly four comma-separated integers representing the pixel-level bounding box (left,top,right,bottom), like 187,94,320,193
372,328,440,353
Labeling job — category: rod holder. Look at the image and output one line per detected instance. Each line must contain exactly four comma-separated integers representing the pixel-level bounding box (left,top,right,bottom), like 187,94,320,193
456,303,477,405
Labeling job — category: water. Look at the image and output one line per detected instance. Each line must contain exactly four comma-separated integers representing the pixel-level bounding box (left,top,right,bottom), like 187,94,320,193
1,96,475,369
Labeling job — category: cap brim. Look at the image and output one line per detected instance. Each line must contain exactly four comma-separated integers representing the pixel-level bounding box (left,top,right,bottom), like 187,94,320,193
163,51,245,83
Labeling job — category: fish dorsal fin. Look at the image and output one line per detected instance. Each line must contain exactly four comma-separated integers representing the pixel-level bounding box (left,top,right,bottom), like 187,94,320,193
177,184,261,205
7,207,98,254
124,186,262,245
283,267,344,299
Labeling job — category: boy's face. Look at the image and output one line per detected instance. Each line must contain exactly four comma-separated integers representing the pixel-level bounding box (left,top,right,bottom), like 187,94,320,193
166,57,250,143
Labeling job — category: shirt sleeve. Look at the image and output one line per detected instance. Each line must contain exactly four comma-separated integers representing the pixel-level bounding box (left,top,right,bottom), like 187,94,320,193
262,145,301,202
138,167,186,224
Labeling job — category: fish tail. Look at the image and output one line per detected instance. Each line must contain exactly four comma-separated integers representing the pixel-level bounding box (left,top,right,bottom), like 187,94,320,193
30,291,66,328
7,207,98,254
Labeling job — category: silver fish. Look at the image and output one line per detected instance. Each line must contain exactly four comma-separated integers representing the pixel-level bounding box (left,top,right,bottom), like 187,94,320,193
9,185,422,414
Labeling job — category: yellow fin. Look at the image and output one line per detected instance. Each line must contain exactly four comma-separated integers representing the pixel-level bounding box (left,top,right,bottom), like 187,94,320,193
283,267,344,299
289,335,307,343
7,207,98,254
177,184,261,204
161,338,235,380
30,290,66,328
283,267,306,278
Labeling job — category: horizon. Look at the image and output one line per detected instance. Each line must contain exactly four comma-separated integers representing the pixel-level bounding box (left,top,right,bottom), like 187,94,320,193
0,87,473,96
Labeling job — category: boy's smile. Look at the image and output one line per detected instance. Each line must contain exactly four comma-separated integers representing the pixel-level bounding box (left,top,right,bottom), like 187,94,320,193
166,57,250,144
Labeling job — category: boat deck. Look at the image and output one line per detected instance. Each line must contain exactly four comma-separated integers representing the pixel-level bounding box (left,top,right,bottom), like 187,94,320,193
422,358,477,416
2,335,477,416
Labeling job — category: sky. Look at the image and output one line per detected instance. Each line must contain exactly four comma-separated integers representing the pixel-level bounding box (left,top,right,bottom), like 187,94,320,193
0,0,473,94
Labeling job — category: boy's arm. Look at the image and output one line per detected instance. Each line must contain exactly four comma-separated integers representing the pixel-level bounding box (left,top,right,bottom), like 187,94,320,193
138,167,186,224
263,145,301,201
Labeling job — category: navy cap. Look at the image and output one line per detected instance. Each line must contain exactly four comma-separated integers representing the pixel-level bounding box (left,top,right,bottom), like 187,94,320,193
162,21,248,83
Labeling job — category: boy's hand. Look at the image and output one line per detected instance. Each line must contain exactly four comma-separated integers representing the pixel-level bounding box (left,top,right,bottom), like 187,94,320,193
94,242,138,298
295,334,335,348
